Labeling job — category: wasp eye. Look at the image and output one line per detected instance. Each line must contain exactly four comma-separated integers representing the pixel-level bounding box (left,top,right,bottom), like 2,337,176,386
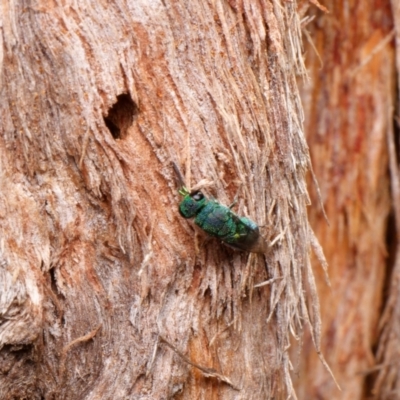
191,191,204,201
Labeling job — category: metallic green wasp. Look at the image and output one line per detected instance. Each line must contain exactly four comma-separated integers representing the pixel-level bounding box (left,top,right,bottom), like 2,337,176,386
173,163,267,254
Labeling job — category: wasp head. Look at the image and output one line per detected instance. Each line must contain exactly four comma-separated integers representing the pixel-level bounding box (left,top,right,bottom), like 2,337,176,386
179,191,207,218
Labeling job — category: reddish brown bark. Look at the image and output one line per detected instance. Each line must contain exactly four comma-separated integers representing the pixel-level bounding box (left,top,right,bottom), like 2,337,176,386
0,1,320,399
295,1,394,399
372,2,400,399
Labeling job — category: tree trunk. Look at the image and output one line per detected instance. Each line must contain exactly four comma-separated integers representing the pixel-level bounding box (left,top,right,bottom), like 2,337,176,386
294,1,395,399
0,1,319,399
372,2,400,399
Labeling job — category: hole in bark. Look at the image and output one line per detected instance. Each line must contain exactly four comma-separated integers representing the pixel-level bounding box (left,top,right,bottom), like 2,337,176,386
49,266,58,294
104,93,137,140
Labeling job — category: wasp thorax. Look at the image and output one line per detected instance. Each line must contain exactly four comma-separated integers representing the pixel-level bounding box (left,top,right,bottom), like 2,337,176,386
179,191,207,218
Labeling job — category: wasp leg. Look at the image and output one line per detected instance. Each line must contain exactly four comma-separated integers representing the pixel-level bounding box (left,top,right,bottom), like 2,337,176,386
229,199,237,209
229,183,244,209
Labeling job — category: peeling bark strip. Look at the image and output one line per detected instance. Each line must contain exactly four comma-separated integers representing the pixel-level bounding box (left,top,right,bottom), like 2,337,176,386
1,1,320,399
159,336,240,391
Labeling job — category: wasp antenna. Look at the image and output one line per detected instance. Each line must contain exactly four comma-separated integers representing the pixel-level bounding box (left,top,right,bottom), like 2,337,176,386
172,162,186,188
178,187,190,196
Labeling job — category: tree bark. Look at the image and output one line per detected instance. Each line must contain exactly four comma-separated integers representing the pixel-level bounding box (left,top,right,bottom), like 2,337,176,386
372,2,400,399
294,1,394,399
0,1,319,399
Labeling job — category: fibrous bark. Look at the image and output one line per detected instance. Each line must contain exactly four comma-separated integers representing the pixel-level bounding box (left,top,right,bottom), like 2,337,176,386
373,1,400,399
295,1,394,399
0,1,321,398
